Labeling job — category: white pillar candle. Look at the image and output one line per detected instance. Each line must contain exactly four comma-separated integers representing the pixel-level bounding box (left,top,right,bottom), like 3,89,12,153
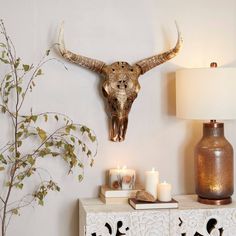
109,168,121,189
120,166,136,190
157,181,172,202
145,168,159,199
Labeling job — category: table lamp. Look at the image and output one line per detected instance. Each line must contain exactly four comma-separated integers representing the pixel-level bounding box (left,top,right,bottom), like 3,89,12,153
176,63,236,205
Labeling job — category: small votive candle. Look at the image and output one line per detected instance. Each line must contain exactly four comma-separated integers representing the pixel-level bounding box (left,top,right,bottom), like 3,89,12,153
109,168,122,189
145,168,159,199
157,181,172,202
120,166,136,190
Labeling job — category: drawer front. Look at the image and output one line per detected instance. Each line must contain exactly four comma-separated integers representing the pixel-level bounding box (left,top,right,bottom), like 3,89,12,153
86,210,169,236
170,208,236,236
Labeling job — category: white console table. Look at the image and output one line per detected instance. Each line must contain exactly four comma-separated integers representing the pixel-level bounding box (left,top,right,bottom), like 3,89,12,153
79,195,236,236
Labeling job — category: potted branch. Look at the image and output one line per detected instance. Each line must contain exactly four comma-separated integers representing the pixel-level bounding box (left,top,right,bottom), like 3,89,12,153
0,20,97,236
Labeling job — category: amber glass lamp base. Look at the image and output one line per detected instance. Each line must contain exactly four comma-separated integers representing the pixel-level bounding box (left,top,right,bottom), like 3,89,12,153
195,121,234,205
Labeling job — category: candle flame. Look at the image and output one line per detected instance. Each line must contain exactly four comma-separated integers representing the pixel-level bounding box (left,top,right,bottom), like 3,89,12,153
122,165,127,170
151,167,155,172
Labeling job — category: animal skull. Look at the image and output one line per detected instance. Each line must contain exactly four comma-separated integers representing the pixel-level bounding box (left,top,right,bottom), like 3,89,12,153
58,22,182,142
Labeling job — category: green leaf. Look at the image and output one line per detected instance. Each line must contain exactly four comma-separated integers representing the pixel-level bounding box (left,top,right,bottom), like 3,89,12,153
70,137,75,143
1,106,6,113
5,81,10,88
55,186,60,191
31,115,38,123
38,199,44,206
0,58,9,64
17,174,25,181
35,69,42,77
0,43,6,47
65,126,70,134
65,124,76,134
0,154,7,164
36,127,47,141
5,74,11,81
16,132,23,139
78,162,84,168
27,155,35,165
78,175,83,182
87,150,92,157
0,166,5,171
70,125,76,131
45,141,53,147
1,50,6,58
16,86,22,94
9,147,14,152
14,58,20,68
56,141,62,148
80,126,90,134
38,148,51,157
43,114,48,122
5,181,11,187
51,152,59,157
88,133,96,142
17,140,22,147
90,159,94,167
11,208,19,215
15,183,23,189
19,123,25,129
23,64,30,72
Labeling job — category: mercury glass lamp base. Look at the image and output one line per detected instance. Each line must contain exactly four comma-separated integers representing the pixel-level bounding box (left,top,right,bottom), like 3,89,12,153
198,196,232,205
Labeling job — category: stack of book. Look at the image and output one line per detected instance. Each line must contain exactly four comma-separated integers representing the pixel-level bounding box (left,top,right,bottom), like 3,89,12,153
128,198,178,210
99,185,141,204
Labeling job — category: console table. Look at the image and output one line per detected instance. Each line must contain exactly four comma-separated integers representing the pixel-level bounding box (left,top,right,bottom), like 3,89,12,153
79,195,236,235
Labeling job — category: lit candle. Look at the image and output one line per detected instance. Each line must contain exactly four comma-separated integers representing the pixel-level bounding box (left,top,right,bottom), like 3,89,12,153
120,166,136,190
157,181,172,202
109,167,121,189
145,168,159,199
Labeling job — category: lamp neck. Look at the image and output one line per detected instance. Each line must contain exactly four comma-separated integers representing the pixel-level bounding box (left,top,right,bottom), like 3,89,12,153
203,121,224,137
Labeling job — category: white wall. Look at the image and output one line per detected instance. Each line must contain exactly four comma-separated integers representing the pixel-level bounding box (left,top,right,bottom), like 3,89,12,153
1,0,236,235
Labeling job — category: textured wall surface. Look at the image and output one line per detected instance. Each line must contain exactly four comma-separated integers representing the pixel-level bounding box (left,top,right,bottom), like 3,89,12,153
1,0,236,235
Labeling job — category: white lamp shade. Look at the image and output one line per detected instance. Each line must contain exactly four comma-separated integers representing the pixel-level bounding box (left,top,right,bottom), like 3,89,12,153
176,68,236,120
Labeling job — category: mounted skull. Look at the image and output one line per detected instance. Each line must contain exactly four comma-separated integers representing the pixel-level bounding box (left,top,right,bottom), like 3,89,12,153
58,22,182,142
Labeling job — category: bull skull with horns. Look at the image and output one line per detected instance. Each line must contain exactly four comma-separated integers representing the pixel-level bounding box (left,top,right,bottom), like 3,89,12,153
58,22,182,142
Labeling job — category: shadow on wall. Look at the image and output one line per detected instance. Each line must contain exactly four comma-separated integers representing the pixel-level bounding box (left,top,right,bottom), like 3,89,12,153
163,71,202,193
179,121,202,193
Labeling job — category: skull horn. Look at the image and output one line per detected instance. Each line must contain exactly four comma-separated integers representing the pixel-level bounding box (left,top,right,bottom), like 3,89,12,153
135,22,183,75
58,22,106,73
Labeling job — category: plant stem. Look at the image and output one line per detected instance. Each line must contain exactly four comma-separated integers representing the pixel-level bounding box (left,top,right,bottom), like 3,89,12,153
1,19,20,236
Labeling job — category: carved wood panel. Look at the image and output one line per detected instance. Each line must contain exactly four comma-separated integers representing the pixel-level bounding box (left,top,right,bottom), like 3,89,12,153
170,208,236,235
86,210,169,236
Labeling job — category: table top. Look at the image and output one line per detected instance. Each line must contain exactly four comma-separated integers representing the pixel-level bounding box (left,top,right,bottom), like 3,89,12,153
79,194,236,213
